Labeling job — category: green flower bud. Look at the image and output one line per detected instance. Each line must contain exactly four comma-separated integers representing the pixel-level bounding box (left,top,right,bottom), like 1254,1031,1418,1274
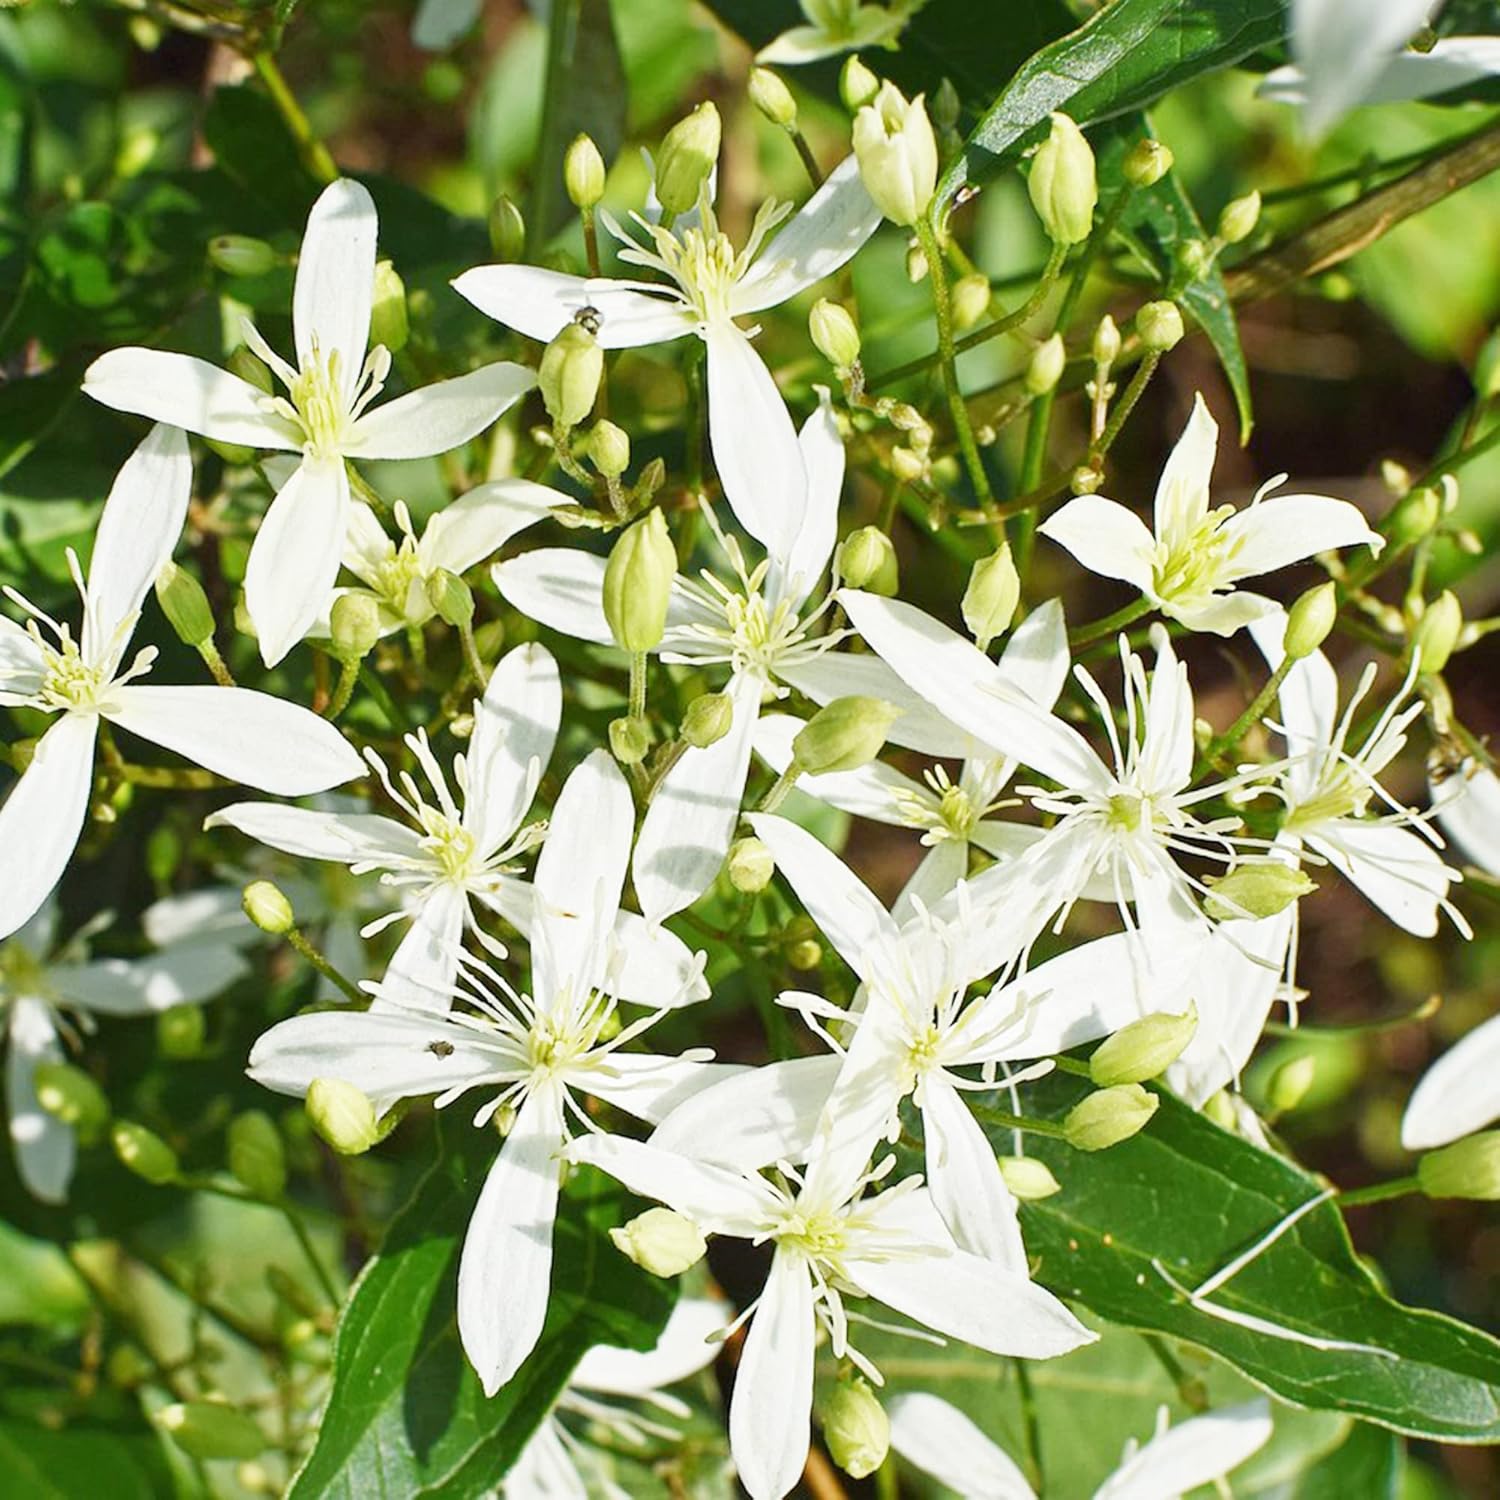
369,260,408,354
1203,1089,1238,1132
655,102,721,217
682,691,734,749
1027,113,1097,246
1063,1084,1158,1151
891,444,927,483
1387,485,1441,546
157,1401,266,1462
932,77,960,134
107,1341,154,1388
539,321,604,429
1089,1003,1198,1086
426,568,475,629
609,1206,707,1276
227,345,275,395
1267,1054,1316,1114
809,299,862,371
961,543,1020,652
228,1110,287,1201
727,835,775,893
853,83,938,228
1203,864,1316,921
564,133,606,211
839,54,880,112
306,1077,381,1156
997,1155,1061,1200
749,67,798,130
155,562,216,648
157,1004,207,1059
905,242,928,284
208,234,277,279
788,936,823,970
330,591,383,660
952,273,991,331
1136,299,1185,352
1412,591,1462,675
1092,314,1121,367
588,419,631,478
1217,189,1262,247
33,1062,110,1140
1123,138,1173,188
1176,237,1212,282
792,697,902,776
822,1378,889,1481
1418,1131,1500,1201
603,508,676,653
488,195,526,261
111,1121,179,1184
609,715,652,765
1283,580,1337,660
242,880,294,936
1026,333,1067,396
1473,327,1500,398
838,526,899,595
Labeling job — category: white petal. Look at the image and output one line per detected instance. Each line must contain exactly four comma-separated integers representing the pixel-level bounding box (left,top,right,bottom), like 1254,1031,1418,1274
502,1419,585,1500
755,26,846,66
204,802,421,864
346,362,535,460
50,947,246,1015
566,1132,773,1232
1153,392,1217,550
106,685,363,795
244,456,349,666
374,884,468,1014
767,391,841,605
82,349,299,450
1138,626,1194,796
608,909,710,1007
418,478,565,576
1167,589,1279,638
1290,0,1436,136
729,1251,814,1500
1434,759,1500,878
1095,1399,1273,1500
1000,597,1070,709
579,1052,741,1126
7,998,74,1203
733,154,882,315
633,673,760,924
922,1077,1026,1270
450,265,694,350
572,1296,726,1396
0,615,45,704
1037,496,1157,596
142,887,258,950
887,1393,1035,1500
1402,1012,1500,1151
341,500,393,586
457,1081,565,1396
294,179,378,404
894,840,969,918
0,714,99,943
1307,821,1452,937
494,548,613,644
1217,494,1381,581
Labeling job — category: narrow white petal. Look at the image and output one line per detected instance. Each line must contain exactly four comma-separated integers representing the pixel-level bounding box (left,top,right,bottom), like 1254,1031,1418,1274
1434,759,1500,879
767,392,841,604
7,998,75,1203
418,477,565,576
755,713,923,824
203,802,421,863
887,1392,1035,1500
1307,821,1452,937
0,615,45,704
50,948,246,1015
1000,596,1070,709
294,179,378,403
1290,0,1436,136
1402,1012,1500,1151
894,840,969,918
502,1419,585,1500
579,1052,741,1126
1217,494,1381,581
572,1296,726,1396
346,362,535,460
464,642,560,857
1095,1399,1273,1500
608,909,710,1007
494,548,612,644
754,26,843,66
1167,589,1278,637
1037,496,1157,595
1153,393,1218,550
1139,627,1194,796
451,265,694,349
922,1077,1026,1270
374,884,468,1014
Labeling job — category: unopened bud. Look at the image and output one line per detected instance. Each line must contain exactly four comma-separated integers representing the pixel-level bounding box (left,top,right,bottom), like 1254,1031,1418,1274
840,54,880,112
33,1062,109,1140
682,691,733,749
157,1401,266,1462
853,83,938,228
962,543,1020,652
1283,581,1337,660
208,234,277,279
822,1378,890,1481
905,242,928,283
1204,1089,1238,1132
1217,189,1261,246
1137,299,1185,352
1092,314,1121,367
588,419,630,478
655,102,720,216
603,508,676,653
1412,591,1462,674
788,937,823,970
242,881,294,936
635,455,667,500
157,1004,207,1059
997,1155,1061,1200
1176,238,1212,282
792,697,902,775
111,1121,179,1184
488,195,526,261
1380,458,1411,496
1203,864,1316,921
227,1110,287,1200
952,273,991,331
1267,1054,1316,1114
838,526,899,595
227,345,275,395
609,715,651,765
155,562,216,648
727,835,775,893
330,591,382,661
1028,113,1097,246
609,1206,706,1276
1071,463,1104,495
1063,1083,1159,1151
426,568,475,629
539,321,603,429
1473,328,1500,398
1090,1004,1198,1086
1026,333,1066,396
306,1077,381,1155
810,299,861,371
890,444,927,482
1387,485,1441,546
1418,1131,1500,1200
564,133,606,211
1123,138,1173,188
369,261,408,353
749,67,798,130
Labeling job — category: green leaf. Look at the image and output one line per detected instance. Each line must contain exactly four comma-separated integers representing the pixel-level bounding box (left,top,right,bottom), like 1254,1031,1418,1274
0,1417,182,1500
1291,1419,1404,1499
200,85,317,223
287,1120,676,1500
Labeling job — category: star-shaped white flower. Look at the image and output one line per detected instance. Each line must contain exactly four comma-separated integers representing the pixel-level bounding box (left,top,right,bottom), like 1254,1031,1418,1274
83,179,536,665
1039,394,1382,637
0,425,364,943
756,0,925,66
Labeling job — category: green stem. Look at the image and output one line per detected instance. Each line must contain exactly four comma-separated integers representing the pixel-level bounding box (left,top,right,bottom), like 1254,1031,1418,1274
286,925,366,1006
789,128,824,189
1067,598,1151,651
197,639,237,688
252,52,337,185
459,619,489,689
325,659,360,719
1014,1359,1044,1493
1092,351,1161,462
279,1201,342,1307
1337,1175,1421,1208
968,1103,1069,1139
758,764,801,815
1197,654,1297,776
629,652,648,722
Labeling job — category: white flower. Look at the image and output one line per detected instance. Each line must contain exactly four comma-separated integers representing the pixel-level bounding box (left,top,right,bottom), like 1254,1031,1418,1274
247,750,726,1395
0,426,364,944
1430,753,1500,879
757,0,923,66
452,161,880,568
83,180,535,665
3,901,246,1201
1402,1011,1500,1151
1039,394,1381,636
887,1391,1272,1500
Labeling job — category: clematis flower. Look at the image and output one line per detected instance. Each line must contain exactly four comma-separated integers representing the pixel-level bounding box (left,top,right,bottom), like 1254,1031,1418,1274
1402,1012,1500,1151
452,162,881,567
1038,395,1381,637
1430,753,1500,880
757,0,924,66
247,750,728,1395
0,425,364,944
887,1391,1272,1500
3,901,246,1202
83,179,535,665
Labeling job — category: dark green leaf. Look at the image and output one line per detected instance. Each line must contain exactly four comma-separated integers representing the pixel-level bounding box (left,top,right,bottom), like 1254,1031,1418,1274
1291,1419,1404,1499
200,86,318,224
0,1416,182,1500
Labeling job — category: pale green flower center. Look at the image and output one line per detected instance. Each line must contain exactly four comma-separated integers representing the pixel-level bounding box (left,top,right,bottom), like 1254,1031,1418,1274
1106,790,1150,832
416,807,478,881
1152,504,1241,603
1284,767,1370,831
895,767,980,843
906,1023,943,1075
288,349,355,458
39,634,109,714
0,942,49,999
804,0,861,35
374,535,429,621
526,991,619,1078
775,1206,849,1263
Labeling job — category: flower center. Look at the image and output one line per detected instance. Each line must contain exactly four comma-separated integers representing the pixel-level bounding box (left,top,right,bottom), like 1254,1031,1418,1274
1106,790,1151,832
774,1206,849,1265
1152,504,1240,603
805,0,860,36
39,633,109,713
416,808,478,881
288,350,355,458
1284,767,1370,831
374,535,429,622
526,992,618,1078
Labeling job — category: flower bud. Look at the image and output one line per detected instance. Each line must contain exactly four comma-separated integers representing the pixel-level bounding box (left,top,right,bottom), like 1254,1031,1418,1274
952,273,991,331
682,691,734,749
242,880,294,936
655,102,720,217
1063,1083,1159,1151
810,299,861,371
822,1378,890,1481
1069,464,1102,496
904,242,928,283
328,592,381,662
228,1110,287,1200
1092,314,1121,367
1217,189,1261,246
305,1077,380,1155
997,1155,1061,1200
157,1004,206,1059
1026,333,1066,396
369,260,409,353
789,937,823,970
1473,328,1500,397
853,83,938,228
792,697,902,775
539,321,604,429
891,444,926,483
157,1401,266,1462
838,526,899,595
111,1120,179,1184
33,1062,109,1140
1418,1131,1500,1201
564,133,606,211
609,1206,707,1276
426,568,475,630
749,67,798,130
1412,591,1462,675
840,54,880,112
488,195,526,261
961,543,1020,652
728,835,775,893
1123,138,1173,188
208,234,277,279
1283,580,1337,660
603,508,676,653
1204,1089,1238,1132
609,715,652,765
1027,113,1097,246
1267,1054,1316,1114
1176,237,1212,282
1386,485,1441,546
1136,299,1185,352
1203,863,1316,921
588,419,630,478
228,345,275,395
1089,1003,1198,1086
155,562,216,648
